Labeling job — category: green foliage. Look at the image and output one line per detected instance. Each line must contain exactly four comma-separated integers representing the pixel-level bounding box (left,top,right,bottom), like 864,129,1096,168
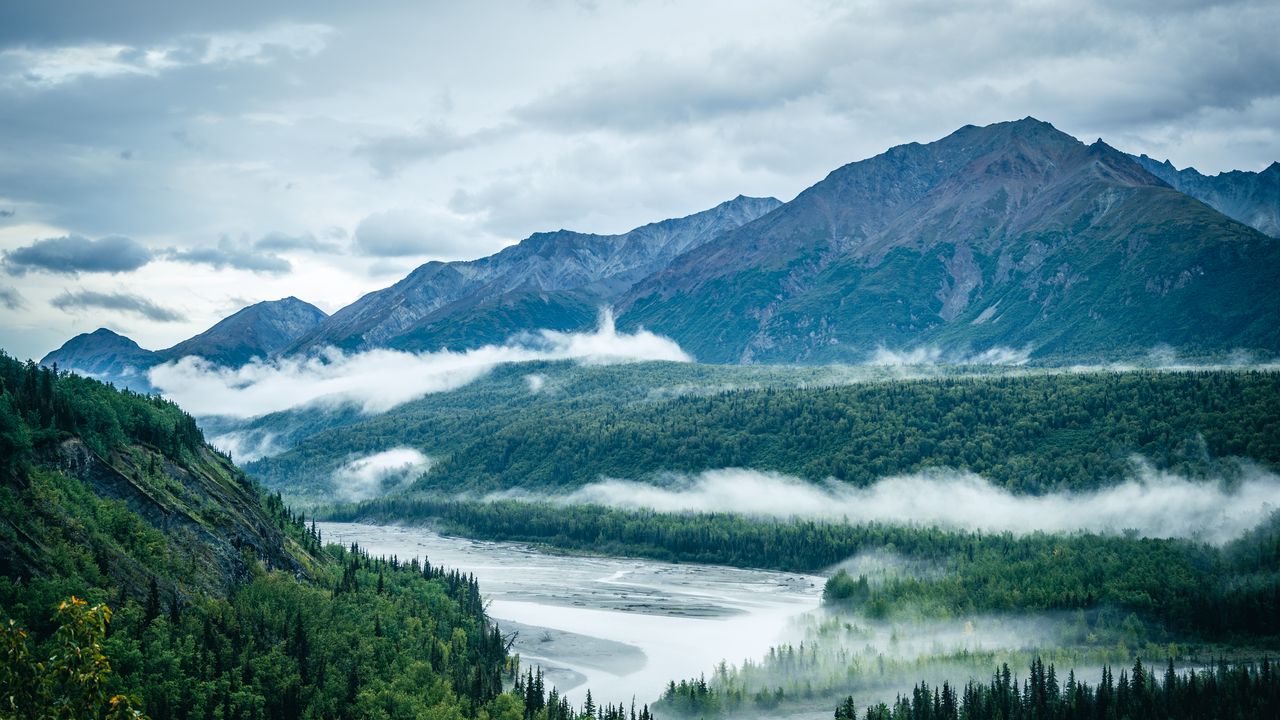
834,657,1280,720
0,352,511,719
823,570,870,606
0,352,203,468
252,364,1280,501
0,597,145,720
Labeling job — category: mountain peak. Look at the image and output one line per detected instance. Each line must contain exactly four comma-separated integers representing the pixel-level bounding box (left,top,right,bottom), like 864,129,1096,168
40,327,157,391
85,327,136,342
159,297,328,366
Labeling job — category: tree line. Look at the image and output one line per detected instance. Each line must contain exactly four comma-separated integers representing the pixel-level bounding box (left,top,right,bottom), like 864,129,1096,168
255,365,1280,498
833,657,1280,720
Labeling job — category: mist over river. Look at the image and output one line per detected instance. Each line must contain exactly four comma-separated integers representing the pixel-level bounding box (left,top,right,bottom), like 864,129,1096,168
317,522,822,706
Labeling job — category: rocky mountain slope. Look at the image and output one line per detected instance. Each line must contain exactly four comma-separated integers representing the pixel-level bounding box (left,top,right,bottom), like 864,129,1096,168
161,295,328,366
618,118,1280,363
1132,154,1279,237
285,195,781,354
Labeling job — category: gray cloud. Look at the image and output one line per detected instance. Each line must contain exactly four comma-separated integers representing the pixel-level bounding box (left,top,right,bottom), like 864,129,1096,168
166,237,291,273
253,230,340,253
0,286,23,310
352,208,485,259
52,289,184,322
0,209,13,218
355,123,478,178
3,234,153,276
515,47,828,133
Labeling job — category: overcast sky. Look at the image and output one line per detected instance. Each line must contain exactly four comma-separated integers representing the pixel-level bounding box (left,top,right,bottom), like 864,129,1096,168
1,0,1277,360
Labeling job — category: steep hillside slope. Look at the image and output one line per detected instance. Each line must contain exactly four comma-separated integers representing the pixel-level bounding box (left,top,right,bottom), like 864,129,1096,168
619,119,1280,363
0,351,509,718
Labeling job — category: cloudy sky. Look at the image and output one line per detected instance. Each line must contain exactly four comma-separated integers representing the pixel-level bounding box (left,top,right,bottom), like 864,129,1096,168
1,0,1277,361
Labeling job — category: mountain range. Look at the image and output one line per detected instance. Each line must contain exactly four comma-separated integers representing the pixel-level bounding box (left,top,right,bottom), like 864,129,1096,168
41,118,1280,386
1133,154,1279,238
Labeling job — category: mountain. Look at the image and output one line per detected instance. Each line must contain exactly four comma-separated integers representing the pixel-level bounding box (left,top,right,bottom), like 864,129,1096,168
37,327,160,392
618,118,1280,363
41,296,327,391
159,295,328,366
286,195,782,354
1131,154,1280,237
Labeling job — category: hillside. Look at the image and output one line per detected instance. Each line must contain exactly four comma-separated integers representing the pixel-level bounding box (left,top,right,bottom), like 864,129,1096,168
619,118,1280,363
241,361,1280,502
0,352,510,719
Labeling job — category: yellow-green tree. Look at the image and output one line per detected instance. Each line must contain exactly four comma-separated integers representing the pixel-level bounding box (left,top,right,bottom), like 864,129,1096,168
0,597,146,720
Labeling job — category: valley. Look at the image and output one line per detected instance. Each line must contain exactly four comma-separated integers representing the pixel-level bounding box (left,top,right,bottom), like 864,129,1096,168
6,115,1280,720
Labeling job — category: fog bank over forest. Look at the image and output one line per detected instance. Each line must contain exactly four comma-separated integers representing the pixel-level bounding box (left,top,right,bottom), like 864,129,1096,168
494,462,1280,543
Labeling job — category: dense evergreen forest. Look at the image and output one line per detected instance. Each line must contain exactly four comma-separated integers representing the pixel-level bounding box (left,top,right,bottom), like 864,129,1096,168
332,497,1280,642
0,354,514,719
250,363,1280,501
834,658,1280,720
659,655,1280,720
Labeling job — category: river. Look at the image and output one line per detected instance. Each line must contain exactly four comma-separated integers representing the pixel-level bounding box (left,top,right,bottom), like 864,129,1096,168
316,522,822,707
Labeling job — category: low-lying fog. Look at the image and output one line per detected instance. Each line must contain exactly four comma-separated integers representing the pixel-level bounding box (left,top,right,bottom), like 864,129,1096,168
316,522,822,706
498,462,1280,544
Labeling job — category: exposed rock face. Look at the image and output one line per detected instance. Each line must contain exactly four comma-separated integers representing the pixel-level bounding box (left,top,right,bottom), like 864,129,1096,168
45,438,305,595
1132,155,1280,238
39,119,1280,372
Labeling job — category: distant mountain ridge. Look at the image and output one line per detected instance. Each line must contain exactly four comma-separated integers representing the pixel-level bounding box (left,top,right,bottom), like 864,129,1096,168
42,296,328,391
285,195,781,354
1130,154,1279,237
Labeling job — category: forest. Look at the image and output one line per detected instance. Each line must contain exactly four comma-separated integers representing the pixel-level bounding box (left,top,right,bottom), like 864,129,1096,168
660,657,1280,720
248,363,1280,502
0,353,513,719
6,352,1280,718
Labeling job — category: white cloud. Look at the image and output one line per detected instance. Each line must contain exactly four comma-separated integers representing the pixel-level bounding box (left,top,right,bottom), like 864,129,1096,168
210,429,281,464
147,309,690,417
529,462,1280,544
331,447,430,502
